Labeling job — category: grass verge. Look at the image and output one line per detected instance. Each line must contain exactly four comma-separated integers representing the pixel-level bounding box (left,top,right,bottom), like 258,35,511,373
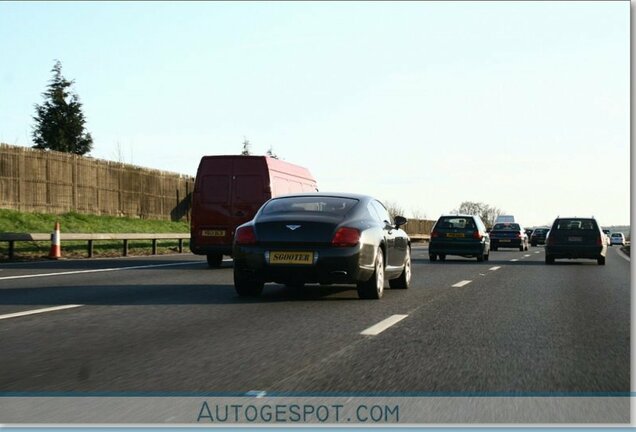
0,209,190,261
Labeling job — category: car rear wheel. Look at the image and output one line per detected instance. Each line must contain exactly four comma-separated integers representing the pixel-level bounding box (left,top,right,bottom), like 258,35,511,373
389,247,411,289
206,253,223,268
545,255,555,265
531,241,537,247
439,254,446,261
429,254,437,262
357,248,385,299
597,256,606,265
519,244,524,251
234,267,264,297
476,253,484,262
492,246,498,251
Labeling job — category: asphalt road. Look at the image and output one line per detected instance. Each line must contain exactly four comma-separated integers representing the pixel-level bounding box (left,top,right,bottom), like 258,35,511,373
0,244,630,394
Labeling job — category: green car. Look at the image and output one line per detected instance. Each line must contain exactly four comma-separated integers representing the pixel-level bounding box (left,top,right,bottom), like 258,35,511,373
429,214,490,262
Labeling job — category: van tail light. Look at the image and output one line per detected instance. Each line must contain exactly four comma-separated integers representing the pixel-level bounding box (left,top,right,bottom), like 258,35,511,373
332,227,360,247
431,230,440,238
235,226,257,245
596,236,603,246
515,233,522,239
472,231,482,240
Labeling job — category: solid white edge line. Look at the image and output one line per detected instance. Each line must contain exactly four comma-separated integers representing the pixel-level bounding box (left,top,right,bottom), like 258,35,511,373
452,280,472,288
0,304,83,320
360,314,408,336
489,266,501,271
615,247,631,262
0,261,201,281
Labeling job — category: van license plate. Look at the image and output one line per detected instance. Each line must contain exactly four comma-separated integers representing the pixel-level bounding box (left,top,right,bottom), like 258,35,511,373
269,251,314,265
568,236,582,242
499,239,511,243
202,230,226,237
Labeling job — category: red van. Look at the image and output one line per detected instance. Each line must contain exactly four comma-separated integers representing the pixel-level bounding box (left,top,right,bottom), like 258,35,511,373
190,155,318,267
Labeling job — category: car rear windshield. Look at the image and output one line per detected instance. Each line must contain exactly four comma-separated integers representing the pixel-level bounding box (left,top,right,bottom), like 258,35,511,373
262,196,359,216
611,233,622,238
492,223,521,231
533,228,548,234
554,219,597,231
435,217,477,230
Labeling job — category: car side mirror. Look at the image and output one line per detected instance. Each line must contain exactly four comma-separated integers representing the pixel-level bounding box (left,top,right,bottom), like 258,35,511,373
394,216,407,228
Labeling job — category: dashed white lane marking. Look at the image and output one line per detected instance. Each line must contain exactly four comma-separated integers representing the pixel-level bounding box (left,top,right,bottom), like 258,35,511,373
452,280,472,288
0,304,83,320
0,261,200,281
535,251,541,254
524,254,531,257
510,259,519,262
361,314,409,336
489,266,501,271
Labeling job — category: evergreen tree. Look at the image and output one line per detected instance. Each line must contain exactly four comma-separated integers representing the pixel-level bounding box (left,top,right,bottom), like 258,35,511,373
32,60,93,155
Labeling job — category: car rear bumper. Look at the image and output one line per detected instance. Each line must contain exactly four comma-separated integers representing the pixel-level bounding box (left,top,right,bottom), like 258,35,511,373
233,244,374,284
491,238,522,248
429,240,485,256
546,245,604,259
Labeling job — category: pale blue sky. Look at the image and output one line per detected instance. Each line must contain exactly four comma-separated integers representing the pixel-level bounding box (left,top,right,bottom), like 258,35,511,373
0,1,630,226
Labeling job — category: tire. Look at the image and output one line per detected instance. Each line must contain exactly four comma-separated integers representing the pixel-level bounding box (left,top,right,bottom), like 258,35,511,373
484,251,489,261
439,254,446,261
597,256,606,265
492,246,498,251
476,253,484,262
519,245,524,252
234,266,264,297
531,241,537,247
389,247,411,289
545,255,555,265
429,254,437,262
357,248,385,299
206,253,223,268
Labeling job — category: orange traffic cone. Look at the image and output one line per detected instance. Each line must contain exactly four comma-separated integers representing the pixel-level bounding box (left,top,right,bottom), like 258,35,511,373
49,221,61,259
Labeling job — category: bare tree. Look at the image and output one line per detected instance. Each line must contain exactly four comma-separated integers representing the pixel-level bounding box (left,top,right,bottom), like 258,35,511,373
451,201,504,227
241,137,251,155
383,200,406,221
266,146,279,159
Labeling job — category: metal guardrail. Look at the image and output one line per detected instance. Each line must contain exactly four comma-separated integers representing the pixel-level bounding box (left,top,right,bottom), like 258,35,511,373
0,233,190,259
0,232,430,260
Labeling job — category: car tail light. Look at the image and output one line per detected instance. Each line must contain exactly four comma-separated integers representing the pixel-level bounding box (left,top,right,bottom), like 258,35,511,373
332,227,360,247
472,231,482,240
515,232,521,239
431,230,440,238
596,236,603,246
235,226,257,245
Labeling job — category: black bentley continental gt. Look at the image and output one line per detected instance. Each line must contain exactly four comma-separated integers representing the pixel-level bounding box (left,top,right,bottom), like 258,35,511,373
232,193,411,299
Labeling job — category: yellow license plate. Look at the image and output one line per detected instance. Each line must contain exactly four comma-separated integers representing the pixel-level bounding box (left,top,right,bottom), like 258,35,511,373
202,230,226,237
446,233,465,238
269,251,314,265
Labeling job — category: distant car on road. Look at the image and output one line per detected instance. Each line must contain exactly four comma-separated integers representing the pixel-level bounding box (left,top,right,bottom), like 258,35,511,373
489,222,529,251
232,193,411,299
545,217,607,265
429,214,490,262
530,227,550,246
610,232,626,246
